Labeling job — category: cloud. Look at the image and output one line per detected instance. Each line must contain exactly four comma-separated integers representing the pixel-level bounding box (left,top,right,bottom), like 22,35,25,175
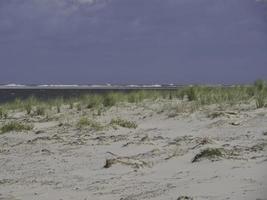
0,0,111,44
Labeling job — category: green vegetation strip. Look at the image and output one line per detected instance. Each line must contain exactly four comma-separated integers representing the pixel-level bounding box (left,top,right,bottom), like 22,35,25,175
0,80,266,115
1,121,33,134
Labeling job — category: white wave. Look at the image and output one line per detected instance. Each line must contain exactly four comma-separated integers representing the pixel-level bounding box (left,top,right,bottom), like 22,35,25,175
37,85,80,87
90,85,107,87
4,84,26,87
127,85,139,87
141,84,162,88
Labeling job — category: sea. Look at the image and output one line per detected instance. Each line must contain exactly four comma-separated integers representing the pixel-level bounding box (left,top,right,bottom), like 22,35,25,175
0,84,180,103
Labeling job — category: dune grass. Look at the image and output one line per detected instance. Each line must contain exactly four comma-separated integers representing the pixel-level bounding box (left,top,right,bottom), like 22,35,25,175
86,95,102,109
110,118,137,129
77,117,104,131
0,107,8,119
1,121,33,134
35,106,46,116
254,80,267,108
0,80,266,115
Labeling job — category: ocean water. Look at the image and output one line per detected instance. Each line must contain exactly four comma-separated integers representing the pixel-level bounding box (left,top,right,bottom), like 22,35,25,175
0,84,178,103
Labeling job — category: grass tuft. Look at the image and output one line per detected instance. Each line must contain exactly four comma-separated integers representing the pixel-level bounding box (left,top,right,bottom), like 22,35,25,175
24,102,32,115
103,93,118,107
1,121,33,134
76,103,82,111
35,106,46,116
77,117,103,131
86,95,102,109
254,79,266,92
110,118,137,129
186,87,198,101
0,107,8,119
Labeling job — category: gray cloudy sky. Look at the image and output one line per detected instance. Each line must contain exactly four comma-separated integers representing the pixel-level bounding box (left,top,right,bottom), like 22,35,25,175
0,0,267,84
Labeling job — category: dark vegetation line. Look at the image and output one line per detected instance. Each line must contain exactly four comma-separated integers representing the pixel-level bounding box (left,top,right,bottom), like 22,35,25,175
0,80,266,120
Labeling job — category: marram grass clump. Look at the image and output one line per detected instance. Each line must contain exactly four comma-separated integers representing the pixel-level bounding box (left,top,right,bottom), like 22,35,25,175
110,118,137,129
256,92,266,108
253,79,267,108
35,106,46,116
1,121,33,134
1,80,266,116
0,107,8,119
77,117,104,131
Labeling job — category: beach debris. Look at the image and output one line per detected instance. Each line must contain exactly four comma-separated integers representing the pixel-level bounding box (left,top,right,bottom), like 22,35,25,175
230,121,240,126
208,111,239,119
191,136,214,149
93,135,127,145
0,149,9,153
250,142,267,152
177,196,194,200
207,111,226,119
0,179,17,185
262,131,267,136
165,147,184,160
27,134,62,144
192,148,224,163
140,135,149,141
35,130,45,135
104,151,149,169
207,119,227,128
41,148,53,155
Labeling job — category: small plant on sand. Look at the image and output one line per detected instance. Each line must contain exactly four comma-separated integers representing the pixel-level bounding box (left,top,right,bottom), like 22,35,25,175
77,117,103,131
186,86,198,101
1,121,33,134
254,79,265,92
253,79,267,108
127,91,147,103
35,106,46,116
110,118,137,129
76,103,82,111
103,93,118,107
192,148,223,163
127,92,140,103
23,96,39,114
92,106,104,116
256,93,266,108
69,101,74,109
53,98,63,113
24,102,32,115
86,95,102,109
0,107,8,119
56,104,61,113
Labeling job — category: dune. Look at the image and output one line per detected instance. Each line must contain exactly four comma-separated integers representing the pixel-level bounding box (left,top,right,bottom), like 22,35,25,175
0,89,266,200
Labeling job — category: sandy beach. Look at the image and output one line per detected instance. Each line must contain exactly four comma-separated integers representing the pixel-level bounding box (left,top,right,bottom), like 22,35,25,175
0,93,266,200
1,0,267,199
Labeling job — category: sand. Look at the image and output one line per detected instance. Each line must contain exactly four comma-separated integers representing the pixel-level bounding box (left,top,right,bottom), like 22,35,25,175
0,99,267,200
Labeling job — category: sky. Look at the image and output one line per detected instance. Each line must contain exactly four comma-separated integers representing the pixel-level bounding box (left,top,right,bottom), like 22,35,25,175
0,0,267,84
